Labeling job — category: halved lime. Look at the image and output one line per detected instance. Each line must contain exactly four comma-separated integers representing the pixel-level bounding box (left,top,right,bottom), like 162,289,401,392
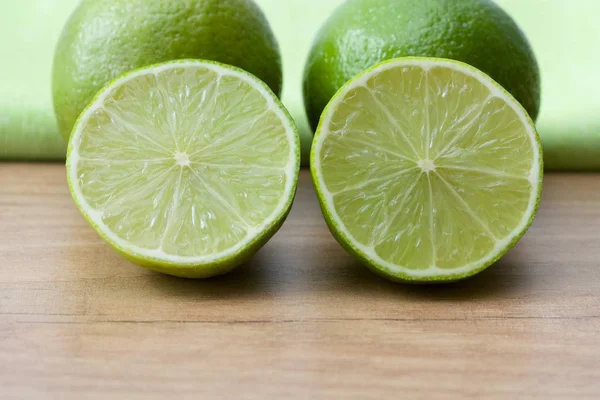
311,57,543,283
67,60,300,278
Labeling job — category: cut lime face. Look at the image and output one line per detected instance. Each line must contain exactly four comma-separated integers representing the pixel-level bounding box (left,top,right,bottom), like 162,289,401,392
67,60,300,278
311,57,542,283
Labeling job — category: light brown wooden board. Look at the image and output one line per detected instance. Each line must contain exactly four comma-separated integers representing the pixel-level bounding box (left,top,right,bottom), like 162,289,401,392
1,164,599,399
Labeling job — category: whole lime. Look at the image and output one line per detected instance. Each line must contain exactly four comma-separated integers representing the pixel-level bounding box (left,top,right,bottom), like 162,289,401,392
303,0,541,130
53,0,282,140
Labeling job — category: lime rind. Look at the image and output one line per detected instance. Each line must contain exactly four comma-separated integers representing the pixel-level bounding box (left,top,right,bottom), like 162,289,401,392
67,59,300,278
311,57,543,283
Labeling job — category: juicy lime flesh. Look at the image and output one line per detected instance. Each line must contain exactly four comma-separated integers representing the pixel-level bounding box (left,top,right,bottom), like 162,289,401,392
315,60,540,278
71,63,295,262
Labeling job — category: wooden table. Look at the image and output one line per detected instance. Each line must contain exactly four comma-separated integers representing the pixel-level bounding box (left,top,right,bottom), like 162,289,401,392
1,164,599,399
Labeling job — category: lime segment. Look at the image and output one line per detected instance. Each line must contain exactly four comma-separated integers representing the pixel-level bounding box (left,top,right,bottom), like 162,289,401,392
67,60,300,278
311,57,542,283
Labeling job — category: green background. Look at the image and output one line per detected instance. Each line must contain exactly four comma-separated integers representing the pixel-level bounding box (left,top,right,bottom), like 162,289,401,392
1,0,598,169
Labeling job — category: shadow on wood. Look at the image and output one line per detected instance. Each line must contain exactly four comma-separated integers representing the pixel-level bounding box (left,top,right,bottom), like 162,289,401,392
328,243,535,302
143,250,281,300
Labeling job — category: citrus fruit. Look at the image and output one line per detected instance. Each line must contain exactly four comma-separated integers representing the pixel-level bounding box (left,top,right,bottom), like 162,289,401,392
303,0,541,131
53,0,282,141
311,57,543,283
67,60,300,278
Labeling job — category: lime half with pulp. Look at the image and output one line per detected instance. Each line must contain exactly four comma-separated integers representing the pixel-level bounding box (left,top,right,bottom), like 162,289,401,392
67,60,300,278
311,57,542,283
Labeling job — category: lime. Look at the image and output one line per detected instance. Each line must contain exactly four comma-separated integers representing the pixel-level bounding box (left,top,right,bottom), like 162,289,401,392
67,60,300,278
311,57,543,283
53,0,282,141
304,0,541,131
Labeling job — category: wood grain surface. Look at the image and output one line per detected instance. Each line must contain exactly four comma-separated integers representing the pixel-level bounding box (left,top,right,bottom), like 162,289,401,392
1,163,599,399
